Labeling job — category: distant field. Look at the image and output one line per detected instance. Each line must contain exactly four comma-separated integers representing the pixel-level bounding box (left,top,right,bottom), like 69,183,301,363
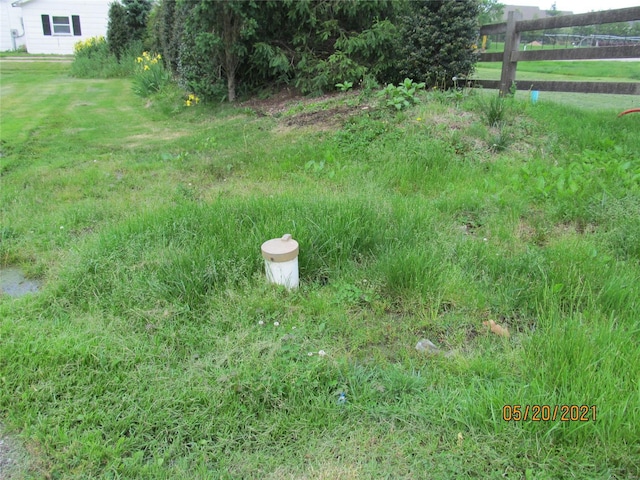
477,60,640,81
474,60,640,111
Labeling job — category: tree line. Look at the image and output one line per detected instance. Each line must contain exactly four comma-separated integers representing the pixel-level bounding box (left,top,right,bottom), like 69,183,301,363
108,0,490,102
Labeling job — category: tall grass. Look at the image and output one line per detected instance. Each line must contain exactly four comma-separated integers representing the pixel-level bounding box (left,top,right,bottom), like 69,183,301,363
70,37,141,78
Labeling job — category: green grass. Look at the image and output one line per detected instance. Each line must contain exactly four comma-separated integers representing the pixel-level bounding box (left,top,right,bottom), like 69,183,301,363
477,60,640,82
474,60,640,111
1,61,640,479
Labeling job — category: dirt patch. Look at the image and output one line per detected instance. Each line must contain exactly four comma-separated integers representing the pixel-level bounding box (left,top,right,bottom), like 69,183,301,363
241,88,364,131
124,130,192,148
279,105,357,132
0,426,31,479
241,88,351,116
428,110,476,131
553,221,597,236
516,218,547,246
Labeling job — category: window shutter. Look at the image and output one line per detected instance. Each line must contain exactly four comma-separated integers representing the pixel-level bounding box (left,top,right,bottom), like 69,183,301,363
41,15,51,36
72,15,81,36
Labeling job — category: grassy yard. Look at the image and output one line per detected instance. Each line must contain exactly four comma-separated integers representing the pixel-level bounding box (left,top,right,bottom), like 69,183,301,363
1,61,639,479
476,60,640,82
474,60,640,111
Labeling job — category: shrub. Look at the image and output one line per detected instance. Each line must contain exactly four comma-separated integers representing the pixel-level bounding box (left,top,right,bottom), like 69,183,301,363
171,0,403,101
107,1,129,61
177,27,227,102
399,0,480,89
132,51,170,97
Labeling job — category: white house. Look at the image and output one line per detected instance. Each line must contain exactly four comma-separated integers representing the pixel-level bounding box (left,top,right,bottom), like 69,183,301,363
1,0,26,51
9,0,110,54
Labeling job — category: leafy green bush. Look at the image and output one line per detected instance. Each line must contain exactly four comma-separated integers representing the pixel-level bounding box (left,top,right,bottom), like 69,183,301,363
399,0,480,89
166,0,403,101
132,51,170,97
295,51,367,96
177,27,227,102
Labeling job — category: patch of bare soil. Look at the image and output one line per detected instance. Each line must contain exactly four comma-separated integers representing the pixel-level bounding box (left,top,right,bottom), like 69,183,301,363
241,88,363,130
281,105,357,131
0,425,31,480
241,88,341,115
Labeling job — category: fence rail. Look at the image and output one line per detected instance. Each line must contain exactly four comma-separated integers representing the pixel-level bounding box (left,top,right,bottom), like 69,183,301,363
475,6,640,96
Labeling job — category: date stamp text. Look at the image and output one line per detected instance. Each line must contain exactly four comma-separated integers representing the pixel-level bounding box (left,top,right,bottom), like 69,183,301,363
502,405,596,422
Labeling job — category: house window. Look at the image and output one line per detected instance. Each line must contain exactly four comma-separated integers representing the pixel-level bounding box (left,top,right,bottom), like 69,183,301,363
52,16,71,35
41,15,82,36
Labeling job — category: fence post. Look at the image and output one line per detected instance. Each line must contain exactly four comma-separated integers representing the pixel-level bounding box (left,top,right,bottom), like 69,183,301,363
500,11,521,96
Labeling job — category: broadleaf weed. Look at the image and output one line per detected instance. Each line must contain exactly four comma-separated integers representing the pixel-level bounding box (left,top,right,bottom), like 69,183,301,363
378,78,425,111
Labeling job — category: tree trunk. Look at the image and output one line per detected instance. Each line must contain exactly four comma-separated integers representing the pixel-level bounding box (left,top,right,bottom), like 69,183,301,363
227,69,236,102
222,5,240,102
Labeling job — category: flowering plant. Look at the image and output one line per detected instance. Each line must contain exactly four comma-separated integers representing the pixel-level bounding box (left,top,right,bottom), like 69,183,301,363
185,93,200,107
132,51,170,97
74,36,107,57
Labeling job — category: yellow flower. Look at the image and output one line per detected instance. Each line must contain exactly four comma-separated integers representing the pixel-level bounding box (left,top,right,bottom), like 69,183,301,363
143,65,150,71
185,99,192,107
416,117,422,121
137,57,143,63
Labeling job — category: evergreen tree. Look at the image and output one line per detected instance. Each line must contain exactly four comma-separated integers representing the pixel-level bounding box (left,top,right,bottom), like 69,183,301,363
185,0,258,102
179,0,403,101
159,0,180,75
107,1,129,61
399,0,480,89
122,0,153,42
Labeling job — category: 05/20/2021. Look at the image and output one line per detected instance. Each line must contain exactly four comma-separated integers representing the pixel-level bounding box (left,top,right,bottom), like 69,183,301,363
502,405,596,422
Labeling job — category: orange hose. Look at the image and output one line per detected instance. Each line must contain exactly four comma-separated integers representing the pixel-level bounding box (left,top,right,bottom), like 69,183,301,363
618,108,640,117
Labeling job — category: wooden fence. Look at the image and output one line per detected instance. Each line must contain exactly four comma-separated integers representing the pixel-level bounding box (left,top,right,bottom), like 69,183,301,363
475,6,640,96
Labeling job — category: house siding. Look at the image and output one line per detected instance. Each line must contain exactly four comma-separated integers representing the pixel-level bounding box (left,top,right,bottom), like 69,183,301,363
20,0,109,54
1,0,27,51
